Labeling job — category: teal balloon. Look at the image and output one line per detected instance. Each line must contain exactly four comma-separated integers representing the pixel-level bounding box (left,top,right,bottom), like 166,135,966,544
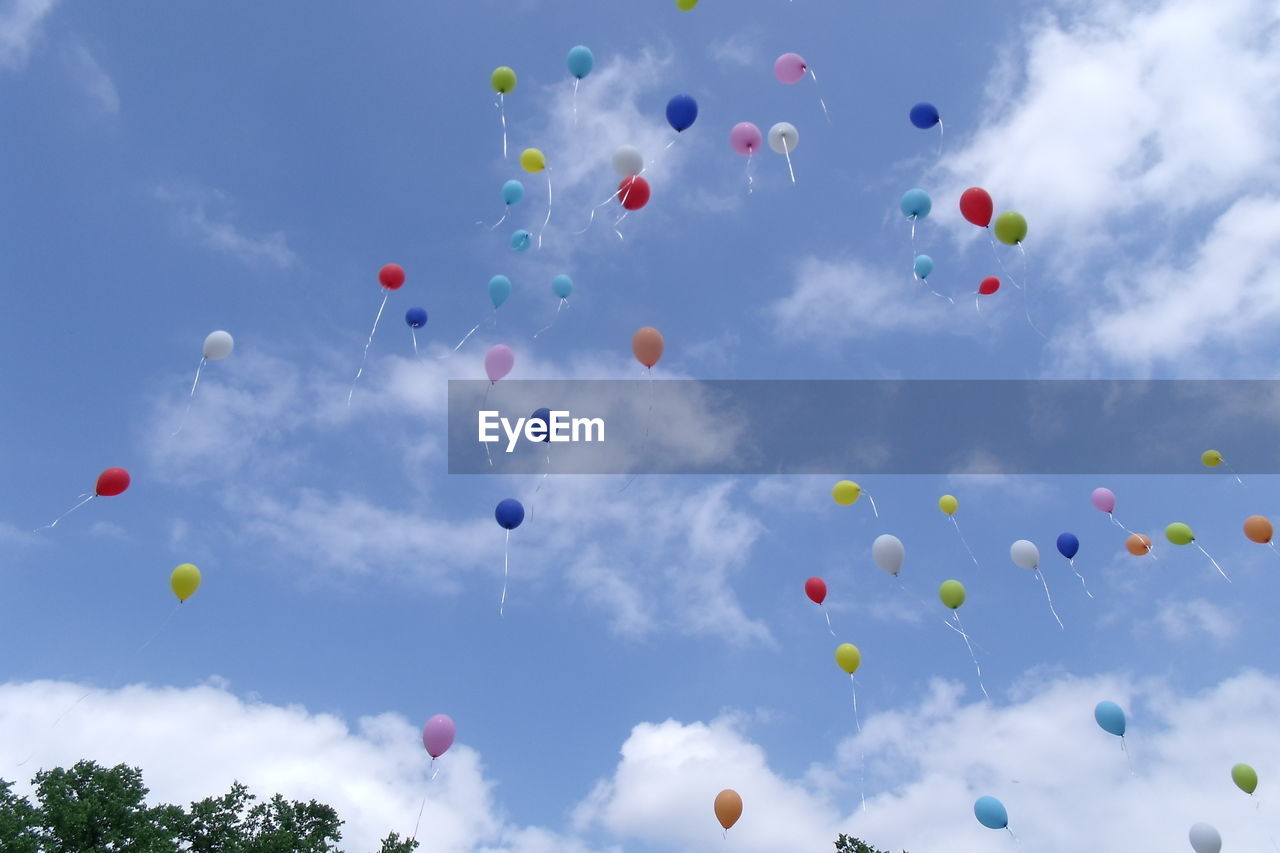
567,45,594,79
913,254,934,280
974,796,1008,830
1094,701,1126,737
502,180,524,205
488,275,512,308
510,230,532,252
900,188,932,220
552,274,573,299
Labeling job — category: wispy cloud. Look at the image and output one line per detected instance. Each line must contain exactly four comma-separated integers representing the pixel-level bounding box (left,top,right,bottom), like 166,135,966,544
152,184,298,270
708,31,761,68
1150,597,1239,643
0,0,57,70
62,38,118,114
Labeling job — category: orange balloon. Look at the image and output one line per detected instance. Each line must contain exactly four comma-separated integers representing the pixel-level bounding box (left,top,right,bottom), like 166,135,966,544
1244,515,1273,544
632,326,665,368
1125,533,1152,556
714,788,742,830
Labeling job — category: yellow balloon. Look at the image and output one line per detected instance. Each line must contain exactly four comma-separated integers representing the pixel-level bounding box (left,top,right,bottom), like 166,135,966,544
676,0,698,8
938,494,958,515
832,480,861,506
1202,449,1223,468
171,563,202,602
520,148,546,173
835,643,861,675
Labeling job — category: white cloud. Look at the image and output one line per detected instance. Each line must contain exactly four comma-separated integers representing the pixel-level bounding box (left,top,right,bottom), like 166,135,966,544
63,39,117,113
153,184,298,270
708,32,761,68
1151,597,1239,643
0,0,57,70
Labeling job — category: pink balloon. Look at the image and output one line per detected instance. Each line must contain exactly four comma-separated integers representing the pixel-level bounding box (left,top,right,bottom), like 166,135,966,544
774,53,807,84
1091,487,1116,514
422,714,456,758
484,344,514,383
729,122,763,156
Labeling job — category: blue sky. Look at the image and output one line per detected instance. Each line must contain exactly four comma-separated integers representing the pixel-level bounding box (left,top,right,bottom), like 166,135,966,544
3,0,1280,851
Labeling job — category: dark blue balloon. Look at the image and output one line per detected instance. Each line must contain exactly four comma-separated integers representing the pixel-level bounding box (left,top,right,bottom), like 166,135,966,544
666,94,698,132
1057,532,1080,560
909,102,940,129
405,307,428,328
495,498,525,530
530,407,552,443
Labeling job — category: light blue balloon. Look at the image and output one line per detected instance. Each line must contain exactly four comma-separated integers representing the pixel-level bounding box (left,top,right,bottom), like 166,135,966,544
1094,701,1126,737
510,230,532,252
567,45,594,79
552,274,573,299
900,188,932,219
913,254,934,280
974,796,1008,830
502,180,524,206
488,275,512,308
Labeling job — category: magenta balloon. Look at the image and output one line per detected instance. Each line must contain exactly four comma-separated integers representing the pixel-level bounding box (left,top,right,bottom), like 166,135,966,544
422,714,456,758
1091,487,1116,513
729,122,763,156
774,53,807,84
484,344,515,383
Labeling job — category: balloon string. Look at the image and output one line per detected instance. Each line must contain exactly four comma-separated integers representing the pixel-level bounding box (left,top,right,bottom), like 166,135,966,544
172,357,207,437
664,136,677,151
446,315,488,356
745,152,754,195
988,231,1023,290
410,329,420,358
949,516,981,568
782,140,796,184
534,299,568,339
1224,460,1244,485
822,605,836,638
1067,558,1094,599
497,93,507,159
808,68,831,124
1108,512,1139,538
936,118,944,160
849,675,866,813
1006,826,1022,848
1017,243,1048,340
1196,542,1230,582
618,369,654,493
482,383,494,468
1035,568,1064,630
613,209,629,242
866,493,879,519
1268,541,1280,561
572,78,579,124
1120,736,1136,777
348,290,390,410
410,759,441,843
487,206,509,230
37,493,96,532
948,611,990,701
500,529,510,617
538,168,552,249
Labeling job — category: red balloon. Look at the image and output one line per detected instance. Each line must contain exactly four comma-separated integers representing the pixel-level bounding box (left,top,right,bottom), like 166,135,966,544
979,276,1000,295
804,577,827,605
95,467,130,497
378,263,406,290
618,176,650,211
959,187,993,228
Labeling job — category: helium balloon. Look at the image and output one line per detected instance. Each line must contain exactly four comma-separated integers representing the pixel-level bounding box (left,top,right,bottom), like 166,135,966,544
612,145,644,178
872,534,905,576
379,263,406,290
979,276,1000,295
714,789,741,830
832,480,860,505
509,230,532,252
767,122,799,154
501,180,525,205
1056,533,1080,560
1188,822,1221,853
520,148,546,173
405,308,427,328
1126,533,1153,556
202,331,234,360
1202,449,1223,468
1166,522,1194,545
632,327,664,368
729,122,763,156
909,102,940,129
1010,539,1039,569
488,275,512,308
1244,515,1273,544
805,577,827,605
96,467,130,497
422,714,456,758
939,579,966,609
495,498,525,530
974,796,1008,830
676,0,697,9
1094,701,1126,737
938,494,958,515
1091,487,1117,514
170,563,201,602
835,643,861,674
530,407,552,443
484,344,514,383
551,274,573,299
666,94,698,132
567,45,594,79
959,187,994,227
618,176,650,210
491,67,516,94
913,255,934,280
1232,763,1258,794
774,52,807,84
901,189,932,220
994,211,1027,245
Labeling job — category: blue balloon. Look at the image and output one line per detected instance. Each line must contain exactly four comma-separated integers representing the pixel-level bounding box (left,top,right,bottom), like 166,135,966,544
567,45,594,79
1094,701,1126,737
488,275,512,308
910,102,940,129
510,230,532,252
530,407,552,443
1057,532,1080,560
900,188,932,219
502,180,525,206
666,94,698,132
551,274,573,299
974,796,1008,830
913,254,934,280
495,498,525,530
405,307,428,328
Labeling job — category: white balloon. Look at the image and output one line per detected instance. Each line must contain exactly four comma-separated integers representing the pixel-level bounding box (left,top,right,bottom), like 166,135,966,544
767,122,799,154
1189,823,1221,853
1010,539,1040,570
202,330,234,361
612,145,644,177
872,534,904,576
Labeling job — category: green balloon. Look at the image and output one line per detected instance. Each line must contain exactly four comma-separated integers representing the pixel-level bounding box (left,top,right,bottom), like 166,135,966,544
491,66,517,94
939,579,966,610
1165,522,1195,545
1233,763,1259,794
676,0,698,8
994,211,1027,245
